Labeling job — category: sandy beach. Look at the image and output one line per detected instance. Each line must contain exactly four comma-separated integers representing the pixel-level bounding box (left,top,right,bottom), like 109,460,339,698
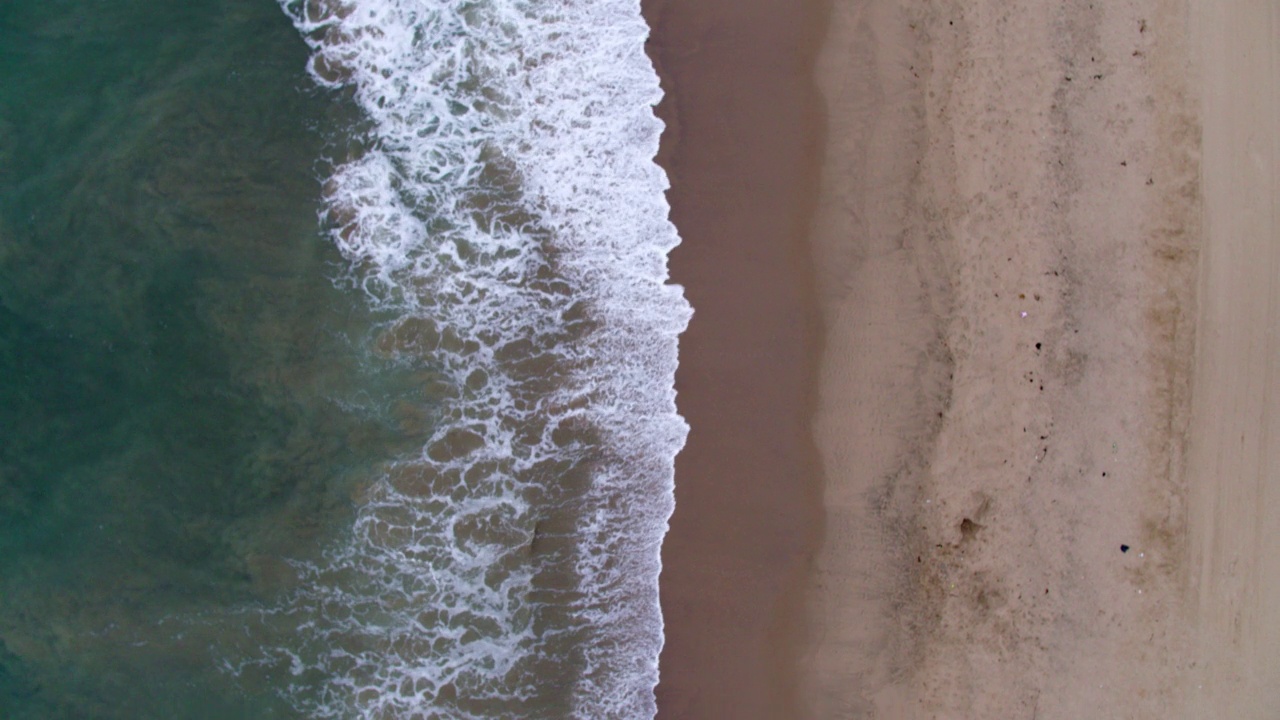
651,0,1278,717
804,0,1280,716
1184,1,1280,715
641,0,827,716
805,0,1202,714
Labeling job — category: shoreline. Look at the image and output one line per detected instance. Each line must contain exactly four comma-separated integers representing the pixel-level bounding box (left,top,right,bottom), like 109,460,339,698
641,0,829,716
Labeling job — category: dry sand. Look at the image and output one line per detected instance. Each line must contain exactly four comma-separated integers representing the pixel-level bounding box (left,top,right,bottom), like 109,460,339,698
1184,1,1280,716
802,0,1278,717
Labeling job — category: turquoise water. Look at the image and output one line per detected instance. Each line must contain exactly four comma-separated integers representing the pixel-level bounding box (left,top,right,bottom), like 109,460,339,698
0,1,433,716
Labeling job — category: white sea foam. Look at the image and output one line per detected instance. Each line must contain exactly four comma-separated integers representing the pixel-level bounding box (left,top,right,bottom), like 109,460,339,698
252,0,688,717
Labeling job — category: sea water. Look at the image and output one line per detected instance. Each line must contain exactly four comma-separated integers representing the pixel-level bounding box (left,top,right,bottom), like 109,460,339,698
0,0,687,718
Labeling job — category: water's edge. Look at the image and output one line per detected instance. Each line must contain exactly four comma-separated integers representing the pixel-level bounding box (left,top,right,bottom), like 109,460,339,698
256,1,691,716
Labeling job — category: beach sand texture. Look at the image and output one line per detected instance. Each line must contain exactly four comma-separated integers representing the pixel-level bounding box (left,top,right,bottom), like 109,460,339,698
801,0,1279,717
647,0,1277,716
1185,1,1280,716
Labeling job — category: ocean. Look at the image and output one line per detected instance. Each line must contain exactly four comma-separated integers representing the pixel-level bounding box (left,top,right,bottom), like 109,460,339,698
0,0,688,717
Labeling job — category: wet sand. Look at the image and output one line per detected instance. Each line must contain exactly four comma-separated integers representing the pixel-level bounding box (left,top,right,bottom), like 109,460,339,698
641,0,828,717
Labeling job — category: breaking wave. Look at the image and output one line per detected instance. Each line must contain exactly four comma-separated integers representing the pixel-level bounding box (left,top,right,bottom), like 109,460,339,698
228,1,689,717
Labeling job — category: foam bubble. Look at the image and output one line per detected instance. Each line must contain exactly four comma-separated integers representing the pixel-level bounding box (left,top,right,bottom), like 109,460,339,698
239,0,689,716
